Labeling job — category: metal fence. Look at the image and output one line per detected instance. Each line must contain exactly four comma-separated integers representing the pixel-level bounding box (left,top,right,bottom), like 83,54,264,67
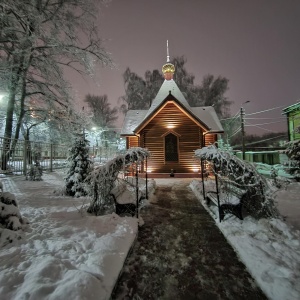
0,137,120,175
0,137,69,175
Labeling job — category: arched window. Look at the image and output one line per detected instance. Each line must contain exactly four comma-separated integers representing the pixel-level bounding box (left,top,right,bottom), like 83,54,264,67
165,133,178,162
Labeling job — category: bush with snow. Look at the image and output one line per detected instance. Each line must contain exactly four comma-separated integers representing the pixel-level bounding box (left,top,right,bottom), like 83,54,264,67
65,133,93,197
26,163,43,181
0,192,25,247
195,145,279,218
86,147,150,215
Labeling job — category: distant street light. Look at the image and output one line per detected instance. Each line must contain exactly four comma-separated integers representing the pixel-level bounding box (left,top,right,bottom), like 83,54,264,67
241,101,250,160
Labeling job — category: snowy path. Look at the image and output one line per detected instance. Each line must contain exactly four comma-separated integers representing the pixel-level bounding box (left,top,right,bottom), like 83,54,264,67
112,179,266,299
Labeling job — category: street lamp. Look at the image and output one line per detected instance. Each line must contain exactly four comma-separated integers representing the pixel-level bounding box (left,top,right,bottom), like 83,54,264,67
241,101,250,160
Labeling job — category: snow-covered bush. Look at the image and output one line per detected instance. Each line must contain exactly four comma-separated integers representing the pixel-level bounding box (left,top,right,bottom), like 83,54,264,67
65,133,93,197
282,139,300,181
195,145,278,218
26,163,43,181
0,192,25,246
86,147,150,215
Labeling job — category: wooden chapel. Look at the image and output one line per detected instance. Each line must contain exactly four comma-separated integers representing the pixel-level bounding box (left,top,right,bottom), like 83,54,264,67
120,47,224,176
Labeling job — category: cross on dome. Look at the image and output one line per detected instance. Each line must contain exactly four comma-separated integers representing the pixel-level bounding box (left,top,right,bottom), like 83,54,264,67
162,40,175,80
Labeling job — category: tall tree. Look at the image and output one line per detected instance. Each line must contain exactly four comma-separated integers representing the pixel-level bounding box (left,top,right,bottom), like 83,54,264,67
197,74,231,118
144,69,164,107
172,56,199,106
120,68,164,112
84,94,118,128
120,56,231,119
0,0,113,169
119,67,147,111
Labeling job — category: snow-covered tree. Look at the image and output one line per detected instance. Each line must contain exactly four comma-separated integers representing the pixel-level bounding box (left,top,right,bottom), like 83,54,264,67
282,139,300,181
86,147,150,215
84,94,118,128
25,144,43,181
119,56,231,118
195,145,278,218
65,133,93,197
0,0,113,170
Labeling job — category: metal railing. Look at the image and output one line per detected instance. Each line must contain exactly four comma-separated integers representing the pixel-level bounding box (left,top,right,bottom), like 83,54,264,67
0,137,121,175
0,137,69,175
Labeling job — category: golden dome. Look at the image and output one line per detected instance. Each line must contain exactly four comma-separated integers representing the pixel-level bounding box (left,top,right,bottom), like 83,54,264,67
162,62,175,74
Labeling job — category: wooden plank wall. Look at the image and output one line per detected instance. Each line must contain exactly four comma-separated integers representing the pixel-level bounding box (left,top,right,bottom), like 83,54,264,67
204,134,217,147
128,136,139,148
141,102,204,173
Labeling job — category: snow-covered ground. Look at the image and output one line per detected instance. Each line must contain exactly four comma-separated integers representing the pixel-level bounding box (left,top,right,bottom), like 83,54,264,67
0,173,138,300
0,171,300,300
190,180,300,300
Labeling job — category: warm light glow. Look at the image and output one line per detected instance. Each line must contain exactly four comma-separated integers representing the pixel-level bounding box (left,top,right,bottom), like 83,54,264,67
167,124,175,129
192,167,200,173
146,167,153,173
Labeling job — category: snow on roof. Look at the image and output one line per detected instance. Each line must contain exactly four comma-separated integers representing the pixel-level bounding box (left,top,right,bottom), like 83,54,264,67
145,79,191,118
121,79,224,135
191,106,224,132
120,110,148,135
282,101,300,114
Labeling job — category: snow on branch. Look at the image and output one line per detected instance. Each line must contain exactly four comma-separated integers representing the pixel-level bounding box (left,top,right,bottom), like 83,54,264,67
195,145,264,187
195,145,278,218
86,147,150,215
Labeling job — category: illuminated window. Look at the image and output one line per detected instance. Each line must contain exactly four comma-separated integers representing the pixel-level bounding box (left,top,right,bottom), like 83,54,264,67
165,133,178,162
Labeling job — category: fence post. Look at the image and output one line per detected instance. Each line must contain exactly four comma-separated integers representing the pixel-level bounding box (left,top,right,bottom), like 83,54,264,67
145,157,148,199
201,158,206,199
50,144,53,172
135,163,139,219
23,140,27,175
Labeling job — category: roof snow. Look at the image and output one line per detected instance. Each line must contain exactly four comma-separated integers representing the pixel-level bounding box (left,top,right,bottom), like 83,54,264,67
145,79,191,118
121,110,148,135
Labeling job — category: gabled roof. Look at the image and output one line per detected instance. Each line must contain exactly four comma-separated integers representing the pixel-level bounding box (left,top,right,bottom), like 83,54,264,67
120,78,224,136
282,102,300,114
191,106,224,133
120,110,148,136
145,79,191,118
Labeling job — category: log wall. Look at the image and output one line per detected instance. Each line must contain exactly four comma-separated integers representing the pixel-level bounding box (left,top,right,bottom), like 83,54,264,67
139,102,211,173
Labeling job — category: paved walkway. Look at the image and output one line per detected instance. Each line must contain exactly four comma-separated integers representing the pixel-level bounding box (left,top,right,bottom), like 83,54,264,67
112,179,267,300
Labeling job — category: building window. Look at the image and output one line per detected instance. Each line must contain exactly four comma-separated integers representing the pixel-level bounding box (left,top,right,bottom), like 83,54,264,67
165,133,178,162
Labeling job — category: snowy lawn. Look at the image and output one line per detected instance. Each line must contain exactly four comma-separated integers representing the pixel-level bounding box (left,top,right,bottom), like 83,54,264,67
0,173,138,300
190,180,300,300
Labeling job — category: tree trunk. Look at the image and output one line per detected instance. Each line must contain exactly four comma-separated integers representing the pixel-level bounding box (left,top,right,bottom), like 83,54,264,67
1,84,18,170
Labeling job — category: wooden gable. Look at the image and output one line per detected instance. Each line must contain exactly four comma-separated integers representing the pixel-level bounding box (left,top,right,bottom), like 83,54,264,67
139,101,205,173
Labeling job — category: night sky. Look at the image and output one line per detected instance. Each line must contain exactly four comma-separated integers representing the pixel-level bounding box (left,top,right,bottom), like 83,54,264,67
68,0,300,135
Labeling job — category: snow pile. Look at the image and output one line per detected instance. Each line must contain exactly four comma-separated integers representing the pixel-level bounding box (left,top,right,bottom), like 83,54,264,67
190,179,300,300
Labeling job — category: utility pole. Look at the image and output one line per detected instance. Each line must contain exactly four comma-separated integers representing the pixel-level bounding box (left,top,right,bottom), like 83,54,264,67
240,101,250,160
240,107,246,160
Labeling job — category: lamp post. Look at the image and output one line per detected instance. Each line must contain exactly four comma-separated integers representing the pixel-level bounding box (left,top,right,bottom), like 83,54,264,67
241,101,250,160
